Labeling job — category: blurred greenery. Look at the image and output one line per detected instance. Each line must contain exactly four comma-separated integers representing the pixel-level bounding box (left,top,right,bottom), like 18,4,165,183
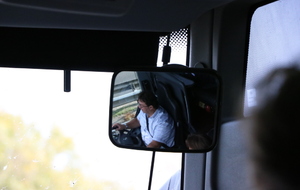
0,111,121,190
112,104,137,117
112,103,137,123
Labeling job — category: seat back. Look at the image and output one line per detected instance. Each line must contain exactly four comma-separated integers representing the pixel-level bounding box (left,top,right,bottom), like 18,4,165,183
155,81,187,149
205,120,252,190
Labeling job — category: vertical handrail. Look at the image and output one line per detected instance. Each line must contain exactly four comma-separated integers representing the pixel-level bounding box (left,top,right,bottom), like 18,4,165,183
148,151,156,190
180,153,185,190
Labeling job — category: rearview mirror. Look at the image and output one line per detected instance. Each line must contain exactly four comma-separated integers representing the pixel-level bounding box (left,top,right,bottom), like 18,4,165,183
109,67,221,152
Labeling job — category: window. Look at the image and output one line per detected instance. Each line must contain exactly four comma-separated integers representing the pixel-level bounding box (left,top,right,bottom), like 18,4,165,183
0,68,182,189
112,71,141,124
245,0,300,116
157,28,189,66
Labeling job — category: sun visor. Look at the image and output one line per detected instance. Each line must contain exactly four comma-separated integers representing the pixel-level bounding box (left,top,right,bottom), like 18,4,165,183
0,27,165,71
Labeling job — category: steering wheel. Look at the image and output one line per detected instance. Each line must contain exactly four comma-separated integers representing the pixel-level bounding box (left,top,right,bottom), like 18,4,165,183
112,127,143,147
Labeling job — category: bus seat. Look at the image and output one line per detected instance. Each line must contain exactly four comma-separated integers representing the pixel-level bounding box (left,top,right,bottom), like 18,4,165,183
206,120,252,190
155,81,187,149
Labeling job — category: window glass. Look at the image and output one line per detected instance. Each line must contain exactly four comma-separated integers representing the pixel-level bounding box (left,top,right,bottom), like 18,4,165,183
0,68,154,189
112,71,141,124
152,152,182,190
157,28,188,66
245,0,300,115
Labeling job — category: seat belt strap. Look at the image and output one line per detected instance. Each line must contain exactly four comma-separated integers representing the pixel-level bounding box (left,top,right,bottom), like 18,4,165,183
146,115,169,148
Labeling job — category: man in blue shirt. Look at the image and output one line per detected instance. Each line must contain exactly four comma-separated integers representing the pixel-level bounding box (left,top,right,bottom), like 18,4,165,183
113,91,175,148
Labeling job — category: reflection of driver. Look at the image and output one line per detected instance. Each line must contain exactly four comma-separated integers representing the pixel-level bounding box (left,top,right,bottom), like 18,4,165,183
112,91,175,148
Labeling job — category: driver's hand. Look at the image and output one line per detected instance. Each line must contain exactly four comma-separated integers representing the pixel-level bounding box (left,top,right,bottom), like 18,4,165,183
112,123,125,131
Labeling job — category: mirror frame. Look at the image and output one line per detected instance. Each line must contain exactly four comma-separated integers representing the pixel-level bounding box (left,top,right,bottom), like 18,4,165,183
109,66,222,153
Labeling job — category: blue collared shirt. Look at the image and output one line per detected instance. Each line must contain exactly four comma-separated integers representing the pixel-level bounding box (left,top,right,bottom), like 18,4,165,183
137,106,175,147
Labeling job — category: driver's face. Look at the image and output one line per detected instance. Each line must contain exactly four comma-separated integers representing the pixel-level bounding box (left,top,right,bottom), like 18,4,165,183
137,100,150,113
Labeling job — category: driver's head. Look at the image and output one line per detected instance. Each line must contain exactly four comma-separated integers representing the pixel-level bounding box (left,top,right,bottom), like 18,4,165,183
137,91,159,109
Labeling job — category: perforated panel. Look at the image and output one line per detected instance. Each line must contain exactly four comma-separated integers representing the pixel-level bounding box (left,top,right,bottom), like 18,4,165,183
157,28,188,66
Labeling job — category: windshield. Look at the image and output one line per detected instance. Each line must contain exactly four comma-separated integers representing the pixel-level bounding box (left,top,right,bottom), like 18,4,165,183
0,68,181,189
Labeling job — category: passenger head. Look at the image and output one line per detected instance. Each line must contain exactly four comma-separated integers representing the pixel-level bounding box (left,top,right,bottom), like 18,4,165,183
137,91,159,109
185,133,212,150
249,67,300,190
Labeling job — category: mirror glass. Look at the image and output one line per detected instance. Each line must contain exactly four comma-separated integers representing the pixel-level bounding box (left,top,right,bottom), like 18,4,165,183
109,68,221,152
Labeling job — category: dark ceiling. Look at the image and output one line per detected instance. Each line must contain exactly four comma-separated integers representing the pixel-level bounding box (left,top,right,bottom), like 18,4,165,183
0,0,234,32
0,0,235,71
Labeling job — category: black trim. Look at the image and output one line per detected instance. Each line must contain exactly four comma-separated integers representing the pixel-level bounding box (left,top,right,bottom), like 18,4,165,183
0,27,165,71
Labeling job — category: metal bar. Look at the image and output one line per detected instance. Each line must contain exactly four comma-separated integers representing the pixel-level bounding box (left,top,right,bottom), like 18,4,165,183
148,151,156,190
